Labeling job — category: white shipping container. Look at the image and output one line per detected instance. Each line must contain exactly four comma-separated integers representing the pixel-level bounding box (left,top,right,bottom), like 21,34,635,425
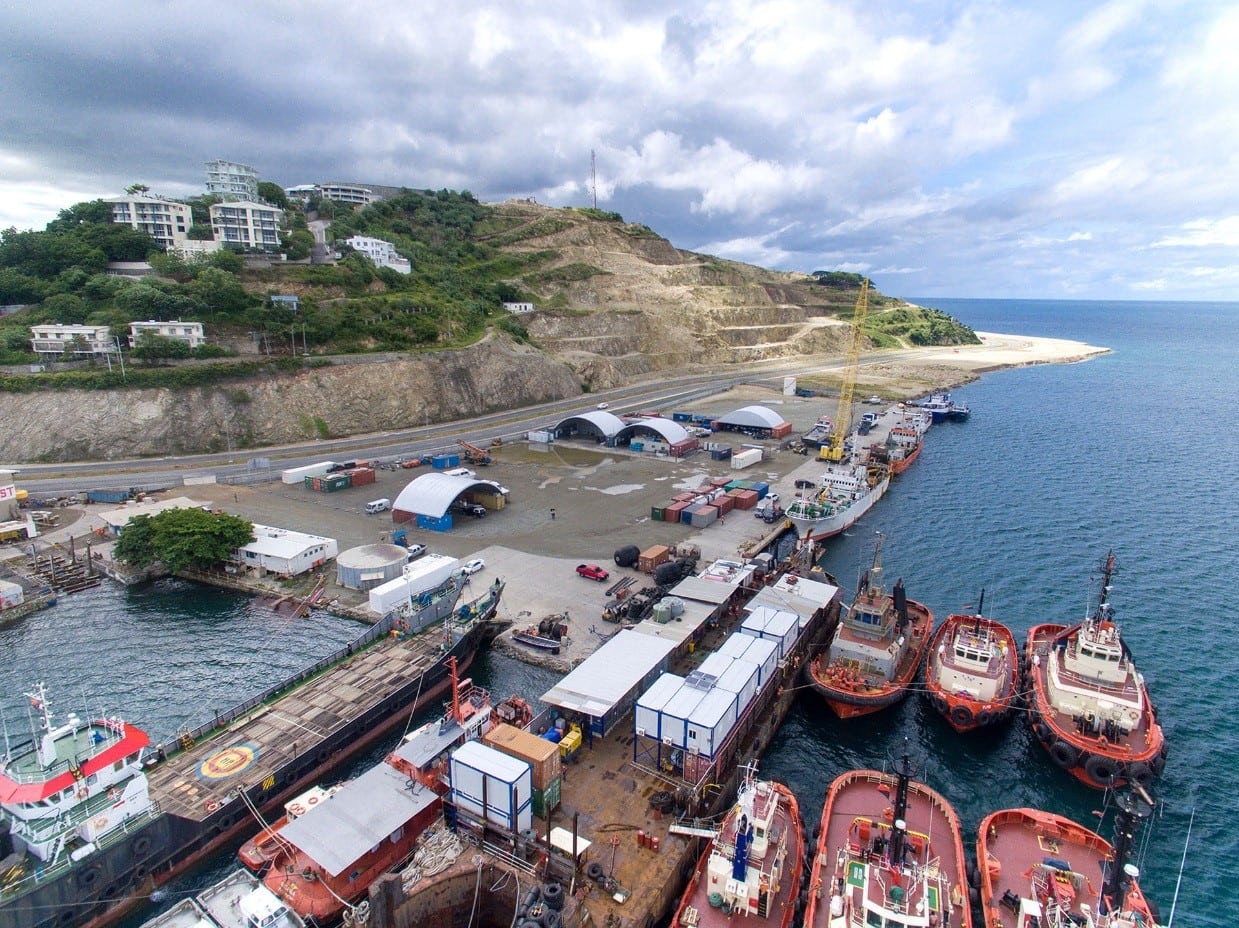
527,430,553,443
717,633,780,689
714,658,761,711
635,673,685,740
657,681,710,750
450,741,533,834
686,687,740,758
367,554,460,615
741,605,801,659
280,461,336,484
730,448,763,470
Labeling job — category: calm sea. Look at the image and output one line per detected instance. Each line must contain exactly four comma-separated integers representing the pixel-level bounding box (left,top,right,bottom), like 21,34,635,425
4,299,1233,928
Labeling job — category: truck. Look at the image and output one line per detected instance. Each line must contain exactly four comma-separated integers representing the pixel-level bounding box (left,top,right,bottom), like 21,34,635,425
576,563,610,582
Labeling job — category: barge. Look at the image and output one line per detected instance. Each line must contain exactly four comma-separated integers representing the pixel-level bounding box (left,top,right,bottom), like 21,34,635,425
0,577,506,928
369,550,844,928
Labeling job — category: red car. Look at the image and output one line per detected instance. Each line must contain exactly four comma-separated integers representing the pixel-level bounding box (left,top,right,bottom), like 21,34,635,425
576,563,610,582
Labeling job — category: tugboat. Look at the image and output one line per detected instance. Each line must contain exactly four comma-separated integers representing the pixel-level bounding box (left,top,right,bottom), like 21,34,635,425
924,591,1020,733
237,784,343,873
1024,552,1165,790
256,659,499,925
918,392,956,422
672,763,803,928
804,748,972,928
197,869,304,928
869,425,922,475
976,792,1161,928
804,534,933,718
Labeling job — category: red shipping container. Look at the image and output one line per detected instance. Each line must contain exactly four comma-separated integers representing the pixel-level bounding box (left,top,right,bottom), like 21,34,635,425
771,422,793,438
710,476,731,487
731,489,758,510
345,467,376,486
664,501,690,520
715,495,735,515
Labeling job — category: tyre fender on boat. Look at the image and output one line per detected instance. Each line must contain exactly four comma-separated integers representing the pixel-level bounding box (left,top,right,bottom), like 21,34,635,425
949,704,973,728
1126,761,1157,788
1048,739,1080,769
976,709,995,727
1083,754,1121,786
930,692,948,715
1033,720,1053,744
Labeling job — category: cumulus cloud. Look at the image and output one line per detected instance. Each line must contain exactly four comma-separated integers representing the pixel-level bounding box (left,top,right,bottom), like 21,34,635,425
0,1,1235,299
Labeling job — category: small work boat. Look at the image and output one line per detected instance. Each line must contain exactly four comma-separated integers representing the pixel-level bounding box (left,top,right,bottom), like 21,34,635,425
804,533,933,718
976,793,1161,928
924,591,1020,733
804,750,972,928
512,616,568,654
1024,552,1165,790
673,763,803,928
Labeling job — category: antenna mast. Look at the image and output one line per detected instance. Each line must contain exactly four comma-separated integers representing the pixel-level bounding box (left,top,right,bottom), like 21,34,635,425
591,149,597,210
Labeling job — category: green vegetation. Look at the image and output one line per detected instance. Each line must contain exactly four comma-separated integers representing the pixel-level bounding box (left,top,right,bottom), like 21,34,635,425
811,270,869,289
867,306,980,346
574,207,624,222
113,508,255,573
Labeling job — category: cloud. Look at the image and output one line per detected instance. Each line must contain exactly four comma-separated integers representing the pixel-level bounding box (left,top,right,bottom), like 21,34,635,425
0,1,1236,299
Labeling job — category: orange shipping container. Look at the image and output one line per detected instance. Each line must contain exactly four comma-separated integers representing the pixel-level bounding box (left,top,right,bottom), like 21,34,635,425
482,723,562,791
638,544,672,573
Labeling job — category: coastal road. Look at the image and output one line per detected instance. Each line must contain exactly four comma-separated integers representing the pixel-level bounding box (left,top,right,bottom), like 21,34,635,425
6,346,948,495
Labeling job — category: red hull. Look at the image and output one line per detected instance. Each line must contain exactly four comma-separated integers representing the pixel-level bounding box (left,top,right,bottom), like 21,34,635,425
923,613,1019,733
1024,623,1165,790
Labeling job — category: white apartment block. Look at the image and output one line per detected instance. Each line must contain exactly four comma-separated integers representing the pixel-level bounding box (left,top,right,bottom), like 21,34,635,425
344,235,412,274
318,183,375,205
108,195,191,250
170,239,223,259
210,201,284,251
30,324,115,358
205,160,260,200
128,320,206,349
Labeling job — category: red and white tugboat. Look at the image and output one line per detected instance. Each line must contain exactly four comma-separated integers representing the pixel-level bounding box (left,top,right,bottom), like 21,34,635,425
804,533,933,718
0,683,158,893
924,591,1020,733
976,792,1162,928
804,749,972,928
673,763,803,928
256,658,497,924
1024,552,1166,790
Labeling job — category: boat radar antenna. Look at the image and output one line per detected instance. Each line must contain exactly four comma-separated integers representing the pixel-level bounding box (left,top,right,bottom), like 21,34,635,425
864,531,885,596
24,682,52,732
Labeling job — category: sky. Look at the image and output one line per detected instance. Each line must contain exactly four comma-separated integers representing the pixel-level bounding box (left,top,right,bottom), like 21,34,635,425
1,1,1236,301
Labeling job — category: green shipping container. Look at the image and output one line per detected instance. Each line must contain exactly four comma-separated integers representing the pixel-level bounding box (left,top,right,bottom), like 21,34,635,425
532,775,562,818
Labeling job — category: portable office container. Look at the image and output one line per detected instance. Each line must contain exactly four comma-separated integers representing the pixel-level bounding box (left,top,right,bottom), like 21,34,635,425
715,632,779,688
635,673,684,741
740,605,801,659
657,682,711,751
685,686,740,758
450,740,533,834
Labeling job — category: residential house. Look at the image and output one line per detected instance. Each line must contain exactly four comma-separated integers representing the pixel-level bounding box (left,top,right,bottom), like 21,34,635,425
128,320,205,349
343,235,412,274
235,524,338,577
30,324,115,359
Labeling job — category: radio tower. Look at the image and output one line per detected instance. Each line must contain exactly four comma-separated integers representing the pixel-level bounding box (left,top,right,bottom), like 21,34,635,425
591,149,597,209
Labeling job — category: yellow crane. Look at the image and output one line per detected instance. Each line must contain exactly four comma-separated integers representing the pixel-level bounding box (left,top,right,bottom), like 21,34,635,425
819,278,870,462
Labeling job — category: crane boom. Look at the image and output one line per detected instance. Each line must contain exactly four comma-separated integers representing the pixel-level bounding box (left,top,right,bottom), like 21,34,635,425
820,279,870,462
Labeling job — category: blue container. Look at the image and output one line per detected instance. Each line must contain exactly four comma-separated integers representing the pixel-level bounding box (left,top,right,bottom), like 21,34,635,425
630,441,644,451
680,507,696,525
431,455,451,469
416,512,454,531
672,412,693,422
751,481,769,499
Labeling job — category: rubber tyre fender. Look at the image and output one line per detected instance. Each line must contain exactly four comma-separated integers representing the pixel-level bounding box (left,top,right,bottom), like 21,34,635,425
976,710,995,727
542,882,564,911
1033,720,1054,744
1126,761,1156,789
949,704,973,728
543,909,563,928
78,865,103,890
586,861,606,883
1048,739,1080,769
931,693,948,715
1084,754,1121,787
133,836,153,858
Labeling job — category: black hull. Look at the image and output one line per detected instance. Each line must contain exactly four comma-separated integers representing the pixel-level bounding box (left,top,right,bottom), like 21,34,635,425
3,620,495,928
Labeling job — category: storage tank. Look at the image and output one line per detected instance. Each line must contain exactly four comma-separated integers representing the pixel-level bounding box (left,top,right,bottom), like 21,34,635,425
335,544,409,591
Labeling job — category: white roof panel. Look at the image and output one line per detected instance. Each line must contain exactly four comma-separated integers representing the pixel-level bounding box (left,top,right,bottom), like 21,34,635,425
542,629,676,717
392,472,493,518
716,405,788,428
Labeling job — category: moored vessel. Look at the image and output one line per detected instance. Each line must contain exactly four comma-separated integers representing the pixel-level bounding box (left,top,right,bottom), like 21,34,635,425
918,391,956,422
197,868,304,928
259,659,501,924
0,576,505,928
804,750,972,928
1024,553,1165,790
672,764,803,928
924,592,1020,733
785,463,890,541
976,793,1161,928
870,425,922,475
804,534,933,718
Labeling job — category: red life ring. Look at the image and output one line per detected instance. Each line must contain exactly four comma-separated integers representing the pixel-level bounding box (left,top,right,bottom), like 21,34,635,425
306,795,319,806
205,799,221,813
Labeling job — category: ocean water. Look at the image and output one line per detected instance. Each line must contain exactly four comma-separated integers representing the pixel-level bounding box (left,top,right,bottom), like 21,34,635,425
5,300,1234,927
760,299,1238,928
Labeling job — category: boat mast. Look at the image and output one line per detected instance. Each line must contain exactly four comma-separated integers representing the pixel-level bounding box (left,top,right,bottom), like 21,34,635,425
1102,791,1152,915
448,657,462,725
863,531,885,596
888,748,914,867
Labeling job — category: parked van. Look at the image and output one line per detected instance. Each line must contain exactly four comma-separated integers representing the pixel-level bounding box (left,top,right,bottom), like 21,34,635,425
444,467,477,479
365,498,391,514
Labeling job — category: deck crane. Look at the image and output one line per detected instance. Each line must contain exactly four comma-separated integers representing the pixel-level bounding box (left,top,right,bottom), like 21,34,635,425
456,438,492,466
819,279,870,462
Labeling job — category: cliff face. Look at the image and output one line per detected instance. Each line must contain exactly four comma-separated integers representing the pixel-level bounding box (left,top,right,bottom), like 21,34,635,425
0,338,581,461
1,204,879,462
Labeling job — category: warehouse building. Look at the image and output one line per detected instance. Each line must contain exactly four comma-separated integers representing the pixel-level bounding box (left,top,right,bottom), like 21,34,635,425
710,405,793,439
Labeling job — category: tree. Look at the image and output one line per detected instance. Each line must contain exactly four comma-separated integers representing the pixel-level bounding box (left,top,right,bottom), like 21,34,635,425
282,229,314,260
113,509,254,573
188,267,250,316
125,183,151,196
187,224,213,241
257,181,289,210
132,331,192,361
